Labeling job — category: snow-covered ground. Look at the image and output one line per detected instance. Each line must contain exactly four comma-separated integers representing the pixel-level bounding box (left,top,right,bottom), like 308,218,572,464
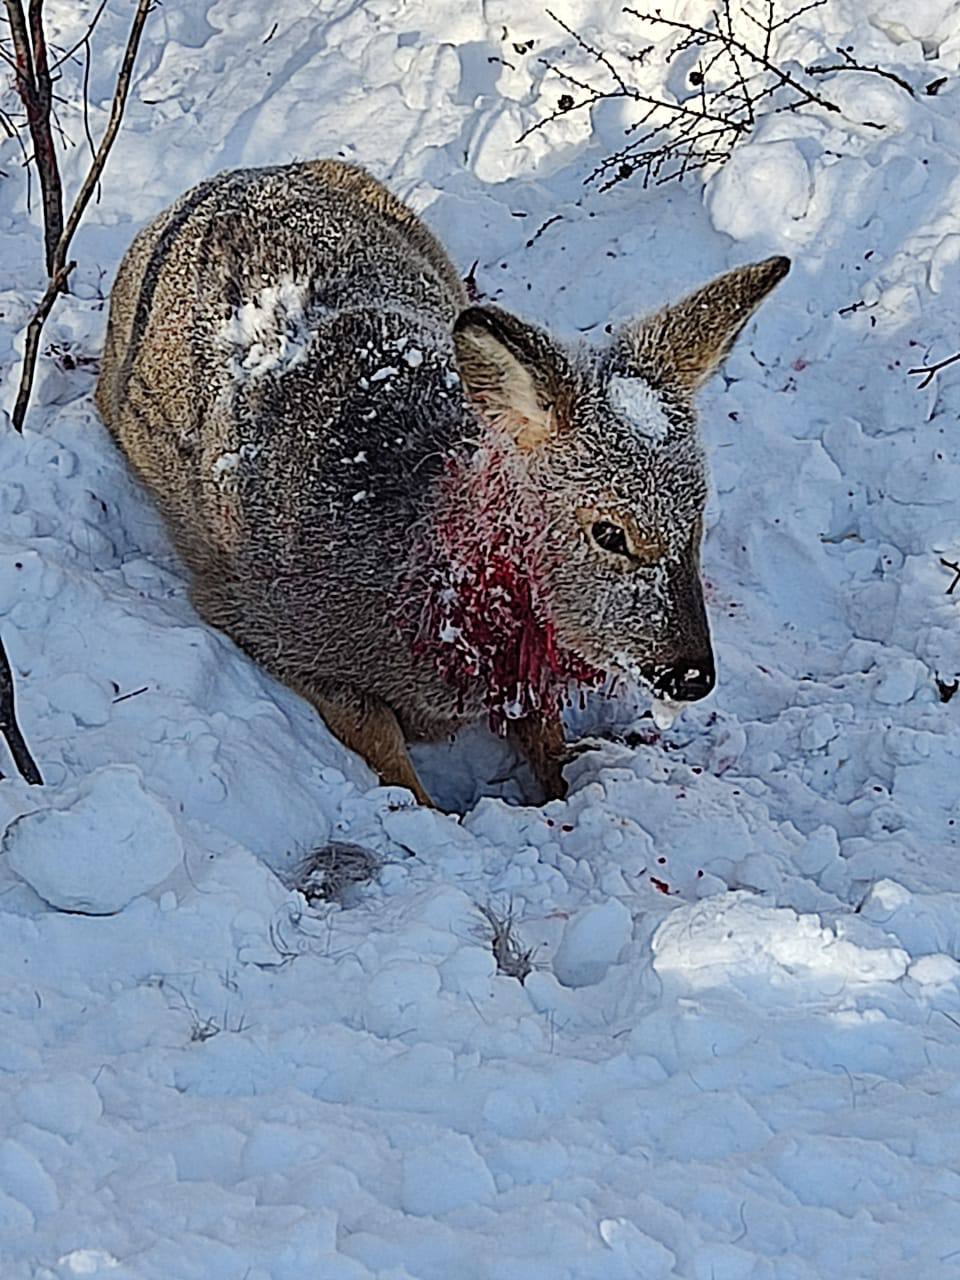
2,1,960,1275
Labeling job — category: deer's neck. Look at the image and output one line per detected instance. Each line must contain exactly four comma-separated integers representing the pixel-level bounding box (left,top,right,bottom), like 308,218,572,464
404,440,600,731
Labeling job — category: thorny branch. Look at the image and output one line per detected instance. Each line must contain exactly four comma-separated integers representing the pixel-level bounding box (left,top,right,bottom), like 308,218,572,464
0,632,42,785
526,0,898,191
6,0,154,431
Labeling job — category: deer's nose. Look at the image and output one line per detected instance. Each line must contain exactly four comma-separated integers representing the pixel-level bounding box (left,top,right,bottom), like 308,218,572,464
654,656,715,702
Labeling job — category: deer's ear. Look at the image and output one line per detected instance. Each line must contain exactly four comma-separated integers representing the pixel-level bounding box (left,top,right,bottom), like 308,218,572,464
621,256,790,394
453,306,561,451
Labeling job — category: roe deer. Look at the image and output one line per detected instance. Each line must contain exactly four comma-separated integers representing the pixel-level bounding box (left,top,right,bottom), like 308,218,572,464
96,160,788,806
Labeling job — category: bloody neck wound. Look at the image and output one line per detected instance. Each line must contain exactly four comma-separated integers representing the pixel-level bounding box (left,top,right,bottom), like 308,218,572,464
404,440,602,733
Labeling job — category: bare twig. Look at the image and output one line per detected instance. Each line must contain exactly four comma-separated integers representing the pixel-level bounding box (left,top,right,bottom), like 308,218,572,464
807,46,916,98
10,258,75,429
941,557,960,595
5,0,64,272
111,684,148,703
80,19,99,197
55,0,152,279
525,212,563,246
528,1,892,191
546,8,629,93
0,632,42,784
47,0,108,72
9,0,154,431
740,0,826,43
908,350,960,390
625,5,841,112
0,102,33,209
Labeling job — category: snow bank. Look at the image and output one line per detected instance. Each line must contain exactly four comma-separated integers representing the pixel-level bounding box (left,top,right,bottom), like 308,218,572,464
1,0,959,1276
4,767,183,914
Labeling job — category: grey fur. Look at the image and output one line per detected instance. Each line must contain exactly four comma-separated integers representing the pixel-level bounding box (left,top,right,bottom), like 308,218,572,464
96,159,788,805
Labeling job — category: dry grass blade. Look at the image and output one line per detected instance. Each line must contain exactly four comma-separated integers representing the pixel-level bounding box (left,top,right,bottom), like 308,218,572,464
289,841,381,904
477,902,536,983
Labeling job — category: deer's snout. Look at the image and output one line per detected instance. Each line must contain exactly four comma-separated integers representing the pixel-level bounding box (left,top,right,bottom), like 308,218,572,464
645,654,715,703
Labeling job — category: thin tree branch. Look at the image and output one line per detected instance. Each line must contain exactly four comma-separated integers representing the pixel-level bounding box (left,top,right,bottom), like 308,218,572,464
526,2,892,191
47,0,108,72
5,0,64,273
51,0,152,279
10,258,76,430
546,8,631,94
908,350,960,389
80,17,100,200
10,0,154,431
807,47,916,98
625,7,842,114
0,632,43,785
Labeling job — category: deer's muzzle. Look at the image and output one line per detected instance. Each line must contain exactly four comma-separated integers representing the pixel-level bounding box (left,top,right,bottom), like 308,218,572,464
644,653,715,703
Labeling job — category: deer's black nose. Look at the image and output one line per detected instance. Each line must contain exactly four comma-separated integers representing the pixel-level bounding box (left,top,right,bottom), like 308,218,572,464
655,656,716,702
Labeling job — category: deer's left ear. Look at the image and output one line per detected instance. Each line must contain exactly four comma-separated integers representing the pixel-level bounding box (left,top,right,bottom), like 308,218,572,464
620,256,790,394
453,305,565,451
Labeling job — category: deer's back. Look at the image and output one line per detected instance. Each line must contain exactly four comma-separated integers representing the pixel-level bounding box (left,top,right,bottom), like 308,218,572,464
96,161,476,721
97,159,468,560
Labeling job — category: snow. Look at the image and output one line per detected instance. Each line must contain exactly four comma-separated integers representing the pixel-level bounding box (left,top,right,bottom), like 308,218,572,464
551,898,633,987
607,374,671,443
652,893,911,988
218,276,313,379
4,766,184,914
1,0,960,1277
57,1252,121,1277
707,140,812,242
651,696,685,730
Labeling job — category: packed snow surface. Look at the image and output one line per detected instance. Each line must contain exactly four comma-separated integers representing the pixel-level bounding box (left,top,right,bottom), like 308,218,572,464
2,1,960,1277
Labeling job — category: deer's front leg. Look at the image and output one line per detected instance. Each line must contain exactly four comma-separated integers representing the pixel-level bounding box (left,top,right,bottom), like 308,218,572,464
508,710,570,802
307,687,434,807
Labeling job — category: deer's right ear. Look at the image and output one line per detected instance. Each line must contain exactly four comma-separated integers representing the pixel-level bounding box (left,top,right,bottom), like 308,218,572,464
453,306,560,452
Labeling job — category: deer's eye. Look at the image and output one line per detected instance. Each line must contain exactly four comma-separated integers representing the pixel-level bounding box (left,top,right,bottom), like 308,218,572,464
592,521,631,556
